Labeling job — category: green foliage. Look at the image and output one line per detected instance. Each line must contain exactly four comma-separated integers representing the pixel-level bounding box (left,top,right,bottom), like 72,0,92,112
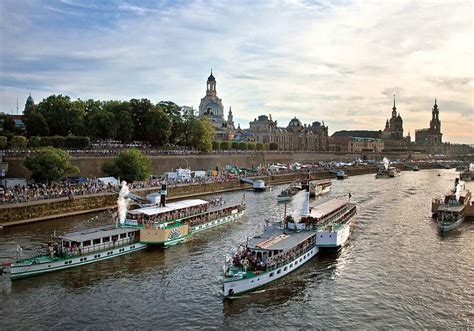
212,141,220,150
0,136,7,149
239,142,248,150
65,136,90,149
1,115,16,133
24,110,49,137
40,135,65,148
85,110,116,139
269,142,278,150
130,98,155,141
11,135,27,149
158,101,183,144
101,149,151,182
115,110,134,143
256,142,263,151
28,136,42,148
263,143,269,150
220,141,231,150
247,142,256,150
144,109,171,146
36,95,85,136
231,141,240,149
23,147,79,183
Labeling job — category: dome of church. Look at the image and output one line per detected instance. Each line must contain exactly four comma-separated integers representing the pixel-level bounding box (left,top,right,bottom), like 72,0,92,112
288,117,302,127
26,94,34,105
208,72,215,81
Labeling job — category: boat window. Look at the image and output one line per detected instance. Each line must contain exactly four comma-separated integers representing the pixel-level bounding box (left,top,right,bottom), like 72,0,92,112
284,267,288,271
83,240,91,247
290,263,293,267
270,272,274,277
128,232,135,237
63,241,70,247
103,237,110,243
93,238,101,245
277,269,281,274
112,235,119,242
120,233,126,239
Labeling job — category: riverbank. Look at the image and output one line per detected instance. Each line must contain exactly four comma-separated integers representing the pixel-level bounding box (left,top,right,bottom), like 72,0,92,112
0,167,378,228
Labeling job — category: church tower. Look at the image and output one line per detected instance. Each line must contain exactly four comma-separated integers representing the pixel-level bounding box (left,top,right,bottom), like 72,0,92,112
227,107,234,128
24,93,35,116
430,98,441,133
206,70,217,96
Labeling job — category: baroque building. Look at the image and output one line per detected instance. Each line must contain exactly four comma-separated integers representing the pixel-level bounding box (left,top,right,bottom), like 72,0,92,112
382,95,404,140
198,71,234,141
248,115,329,151
415,99,443,145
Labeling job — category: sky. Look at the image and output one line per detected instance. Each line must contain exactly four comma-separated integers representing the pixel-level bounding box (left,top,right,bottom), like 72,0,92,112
0,0,472,144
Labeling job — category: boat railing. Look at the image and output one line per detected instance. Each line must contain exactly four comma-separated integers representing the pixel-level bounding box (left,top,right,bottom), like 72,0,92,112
265,244,314,272
64,237,138,256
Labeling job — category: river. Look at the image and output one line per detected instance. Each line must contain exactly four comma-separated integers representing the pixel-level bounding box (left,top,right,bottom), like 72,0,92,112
0,169,472,329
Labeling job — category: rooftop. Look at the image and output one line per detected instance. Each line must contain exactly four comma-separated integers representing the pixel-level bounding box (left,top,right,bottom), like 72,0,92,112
128,199,209,216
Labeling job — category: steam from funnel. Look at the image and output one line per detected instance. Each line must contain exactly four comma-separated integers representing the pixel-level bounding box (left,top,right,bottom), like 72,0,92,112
455,180,464,202
290,190,309,223
383,157,389,170
117,181,130,224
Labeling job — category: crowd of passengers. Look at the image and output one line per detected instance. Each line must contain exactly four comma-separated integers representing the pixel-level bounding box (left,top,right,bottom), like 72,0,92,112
127,204,210,225
232,239,313,272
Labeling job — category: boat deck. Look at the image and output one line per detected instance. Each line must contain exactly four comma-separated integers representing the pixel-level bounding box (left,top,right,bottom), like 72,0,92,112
248,228,315,252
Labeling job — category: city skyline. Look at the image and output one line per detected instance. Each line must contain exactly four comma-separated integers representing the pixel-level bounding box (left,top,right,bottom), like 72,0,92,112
0,0,472,144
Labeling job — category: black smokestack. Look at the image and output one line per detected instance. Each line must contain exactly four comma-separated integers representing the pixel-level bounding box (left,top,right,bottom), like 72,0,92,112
455,178,459,190
160,184,167,207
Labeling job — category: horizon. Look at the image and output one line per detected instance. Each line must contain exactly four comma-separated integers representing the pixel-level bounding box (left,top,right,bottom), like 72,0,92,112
0,0,472,144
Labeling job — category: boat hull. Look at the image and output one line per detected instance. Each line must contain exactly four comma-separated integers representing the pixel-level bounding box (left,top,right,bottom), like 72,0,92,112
223,246,319,297
437,215,464,231
10,243,147,280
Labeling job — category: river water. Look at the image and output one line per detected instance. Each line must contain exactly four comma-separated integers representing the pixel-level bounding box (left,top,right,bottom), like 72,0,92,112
0,169,472,329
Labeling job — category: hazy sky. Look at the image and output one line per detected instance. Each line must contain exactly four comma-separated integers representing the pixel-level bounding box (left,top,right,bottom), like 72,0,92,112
1,0,472,143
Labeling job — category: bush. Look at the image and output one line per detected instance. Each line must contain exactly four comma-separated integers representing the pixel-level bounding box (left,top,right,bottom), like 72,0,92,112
212,141,220,150
0,136,7,149
269,142,278,150
41,135,65,148
23,147,79,183
247,142,256,150
28,136,42,148
101,149,151,182
256,142,263,151
10,135,27,149
220,141,231,150
231,141,240,150
239,142,247,150
65,136,90,149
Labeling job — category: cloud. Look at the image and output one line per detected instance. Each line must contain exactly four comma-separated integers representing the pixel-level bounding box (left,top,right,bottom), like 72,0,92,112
0,0,472,143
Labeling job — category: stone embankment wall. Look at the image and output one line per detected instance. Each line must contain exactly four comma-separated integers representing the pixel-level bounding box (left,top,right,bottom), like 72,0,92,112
5,151,428,178
0,168,377,226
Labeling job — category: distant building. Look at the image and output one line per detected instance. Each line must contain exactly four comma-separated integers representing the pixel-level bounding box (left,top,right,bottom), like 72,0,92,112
248,115,328,151
415,99,443,145
382,95,404,140
329,131,383,152
198,71,234,141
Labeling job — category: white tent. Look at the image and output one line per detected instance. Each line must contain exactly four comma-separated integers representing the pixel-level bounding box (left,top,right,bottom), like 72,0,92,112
97,177,119,186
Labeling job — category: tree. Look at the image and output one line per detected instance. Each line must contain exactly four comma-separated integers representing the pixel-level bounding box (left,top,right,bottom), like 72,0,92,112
130,98,155,141
212,141,220,150
1,114,16,133
187,117,214,152
36,95,85,136
101,149,151,182
11,136,27,149
231,141,240,149
0,136,7,149
28,136,41,148
269,142,278,150
256,142,263,151
158,101,183,144
239,142,248,150
24,110,49,137
181,106,197,147
115,110,134,143
247,142,256,150
220,141,231,150
85,109,116,140
23,147,79,183
143,109,171,146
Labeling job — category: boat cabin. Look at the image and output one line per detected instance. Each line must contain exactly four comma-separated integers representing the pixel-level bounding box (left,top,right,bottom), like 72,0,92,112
125,199,210,226
59,225,139,256
299,199,349,227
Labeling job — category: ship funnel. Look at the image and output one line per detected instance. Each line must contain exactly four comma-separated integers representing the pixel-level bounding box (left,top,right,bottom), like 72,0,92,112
117,181,130,225
160,184,167,207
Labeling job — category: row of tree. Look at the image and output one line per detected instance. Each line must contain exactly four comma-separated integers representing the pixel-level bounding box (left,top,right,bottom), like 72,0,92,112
21,95,215,152
23,148,152,183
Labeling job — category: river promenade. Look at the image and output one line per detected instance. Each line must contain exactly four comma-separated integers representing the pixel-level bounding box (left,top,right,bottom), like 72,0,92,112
0,167,380,228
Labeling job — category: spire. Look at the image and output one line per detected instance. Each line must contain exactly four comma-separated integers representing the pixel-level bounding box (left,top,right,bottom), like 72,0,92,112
392,94,396,111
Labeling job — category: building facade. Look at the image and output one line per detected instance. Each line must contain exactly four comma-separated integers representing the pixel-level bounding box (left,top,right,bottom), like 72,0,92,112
198,71,234,141
415,99,443,146
248,115,329,151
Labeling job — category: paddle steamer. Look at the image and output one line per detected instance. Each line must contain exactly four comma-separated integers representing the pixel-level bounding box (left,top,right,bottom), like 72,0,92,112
223,194,356,297
434,179,471,231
